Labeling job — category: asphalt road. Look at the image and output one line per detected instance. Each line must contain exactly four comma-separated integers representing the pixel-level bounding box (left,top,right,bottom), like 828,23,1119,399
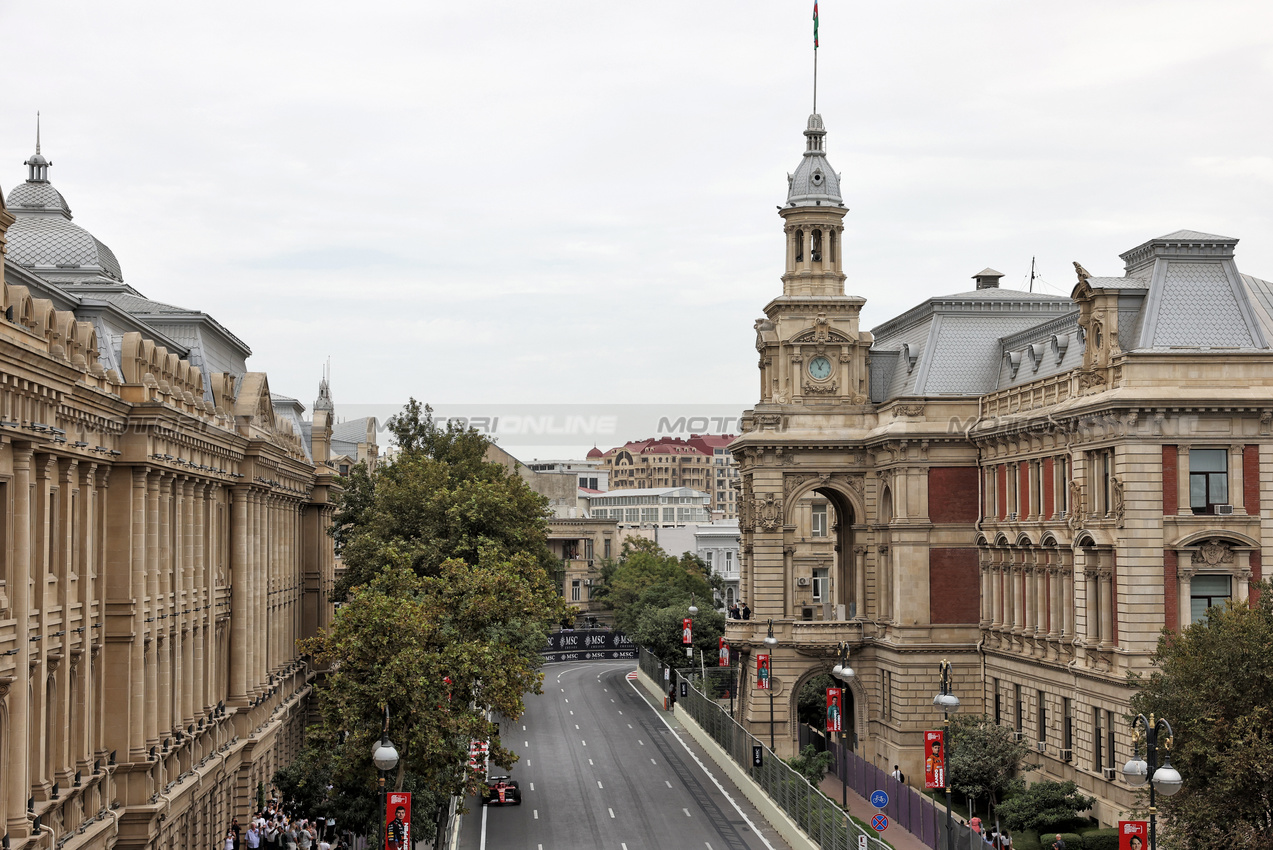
458,660,792,850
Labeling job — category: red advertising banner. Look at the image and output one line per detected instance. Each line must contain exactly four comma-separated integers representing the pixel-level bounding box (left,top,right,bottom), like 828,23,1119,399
924,730,945,789
385,792,411,850
756,653,771,689
826,687,842,732
682,618,693,645
1118,821,1148,850
718,637,729,667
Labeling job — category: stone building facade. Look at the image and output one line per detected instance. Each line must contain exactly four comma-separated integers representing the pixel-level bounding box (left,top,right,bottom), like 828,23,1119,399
1,143,346,848
726,111,1273,824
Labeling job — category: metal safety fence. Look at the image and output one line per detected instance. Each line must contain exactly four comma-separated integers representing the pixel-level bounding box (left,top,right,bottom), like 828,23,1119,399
639,647,890,850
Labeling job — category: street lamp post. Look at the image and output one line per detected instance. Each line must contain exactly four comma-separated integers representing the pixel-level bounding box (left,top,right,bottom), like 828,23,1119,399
1122,714,1183,850
764,618,778,750
688,594,699,661
830,642,855,813
372,717,400,850
932,659,960,850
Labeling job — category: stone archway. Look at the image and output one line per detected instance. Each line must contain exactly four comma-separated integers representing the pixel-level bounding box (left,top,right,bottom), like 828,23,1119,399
788,663,870,754
784,477,865,619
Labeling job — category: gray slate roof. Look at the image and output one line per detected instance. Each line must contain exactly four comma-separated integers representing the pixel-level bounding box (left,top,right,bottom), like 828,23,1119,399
786,113,843,208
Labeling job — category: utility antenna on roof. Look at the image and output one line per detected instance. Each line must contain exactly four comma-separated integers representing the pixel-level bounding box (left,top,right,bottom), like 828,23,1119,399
1029,256,1036,293
812,2,820,113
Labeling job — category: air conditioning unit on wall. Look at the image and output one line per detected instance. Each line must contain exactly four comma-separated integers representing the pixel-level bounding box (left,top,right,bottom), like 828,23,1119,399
1102,767,1118,781
1036,740,1046,753
796,577,810,587
1215,504,1234,515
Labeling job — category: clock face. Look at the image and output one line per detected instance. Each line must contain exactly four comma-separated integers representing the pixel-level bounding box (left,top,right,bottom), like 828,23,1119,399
809,356,832,380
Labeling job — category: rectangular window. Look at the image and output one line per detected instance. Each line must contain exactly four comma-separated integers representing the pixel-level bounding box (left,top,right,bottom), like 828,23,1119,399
571,580,581,601
1190,574,1231,623
1035,461,1045,518
1106,709,1116,774
1037,690,1047,744
1190,448,1229,514
624,508,639,523
725,551,734,574
706,552,715,569
1059,456,1069,513
1103,451,1112,515
663,507,675,522
883,671,892,721
993,678,1002,725
1063,698,1073,752
812,567,829,601
811,503,828,537
1014,684,1023,732
584,538,594,560
1093,707,1103,771
641,508,659,523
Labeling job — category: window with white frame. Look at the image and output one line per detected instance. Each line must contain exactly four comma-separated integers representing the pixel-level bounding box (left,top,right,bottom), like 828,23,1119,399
1190,449,1229,515
811,503,828,537
571,580,581,601
812,567,829,601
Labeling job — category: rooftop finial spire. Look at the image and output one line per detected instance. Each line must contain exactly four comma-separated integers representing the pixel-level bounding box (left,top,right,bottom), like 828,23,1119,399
25,112,51,183
812,2,819,113
36,111,41,155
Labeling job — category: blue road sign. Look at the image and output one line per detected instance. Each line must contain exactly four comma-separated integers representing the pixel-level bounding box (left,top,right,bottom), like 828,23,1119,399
871,814,889,832
870,789,889,809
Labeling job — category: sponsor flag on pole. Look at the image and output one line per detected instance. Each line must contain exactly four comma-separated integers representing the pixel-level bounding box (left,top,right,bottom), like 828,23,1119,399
718,637,730,667
385,792,411,850
924,731,945,789
813,2,819,49
1118,821,1148,850
682,618,693,645
826,687,842,732
756,654,771,689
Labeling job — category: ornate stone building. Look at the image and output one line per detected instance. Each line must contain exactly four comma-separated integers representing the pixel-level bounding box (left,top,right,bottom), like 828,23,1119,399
727,111,1273,824
1,141,347,848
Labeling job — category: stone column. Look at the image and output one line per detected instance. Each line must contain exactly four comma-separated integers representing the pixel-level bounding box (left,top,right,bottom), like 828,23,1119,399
1022,554,1035,640
1060,552,1074,642
852,547,866,620
181,478,196,728
1008,553,1022,634
1098,565,1115,651
1083,557,1099,649
1036,550,1049,638
990,550,1003,629
1047,557,1062,641
158,474,174,745
1177,444,1192,514
6,444,34,841
229,487,249,703
193,482,207,718
145,471,161,752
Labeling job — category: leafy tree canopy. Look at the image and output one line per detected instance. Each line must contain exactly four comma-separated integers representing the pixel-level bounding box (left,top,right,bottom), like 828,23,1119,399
797,674,838,728
947,714,1038,804
1128,583,1273,849
787,744,834,785
331,399,558,602
592,537,714,635
994,780,1095,834
629,599,726,670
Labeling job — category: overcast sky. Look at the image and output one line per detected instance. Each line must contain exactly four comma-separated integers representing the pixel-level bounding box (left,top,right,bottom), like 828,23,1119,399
3,1,1273,413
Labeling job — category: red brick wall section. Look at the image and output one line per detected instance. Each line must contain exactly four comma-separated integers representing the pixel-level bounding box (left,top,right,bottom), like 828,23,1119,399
998,465,1008,520
928,467,980,523
1043,458,1055,519
1163,549,1178,632
1251,550,1262,606
929,549,980,624
1163,445,1178,516
1244,445,1259,514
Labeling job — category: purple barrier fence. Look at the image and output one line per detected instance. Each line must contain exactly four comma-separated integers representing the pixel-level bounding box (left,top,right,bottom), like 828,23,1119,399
830,740,941,849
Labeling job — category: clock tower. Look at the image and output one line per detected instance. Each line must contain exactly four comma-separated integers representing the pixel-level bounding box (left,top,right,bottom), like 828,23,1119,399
753,113,872,407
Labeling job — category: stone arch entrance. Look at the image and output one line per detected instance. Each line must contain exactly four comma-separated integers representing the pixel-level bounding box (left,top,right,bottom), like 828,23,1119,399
785,479,863,619
788,663,868,753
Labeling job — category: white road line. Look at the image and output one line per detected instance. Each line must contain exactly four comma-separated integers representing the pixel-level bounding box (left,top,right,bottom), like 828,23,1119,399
627,678,779,850
706,843,714,849
560,688,565,692
575,724,580,730
622,845,629,850
683,808,691,817
529,782,534,791
526,759,531,766
603,687,608,692
608,807,616,819
522,725,526,731
533,810,539,819
581,739,587,746
627,724,633,729
570,710,574,716
564,698,569,703
610,698,615,703
524,741,529,748
479,798,488,850
618,710,623,715
638,739,644,745
588,759,594,766
650,758,657,764
665,781,672,788
597,780,604,788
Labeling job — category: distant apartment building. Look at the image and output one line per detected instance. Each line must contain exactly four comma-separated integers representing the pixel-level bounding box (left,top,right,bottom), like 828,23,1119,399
590,434,739,518
526,458,609,494
696,520,742,607
588,486,712,527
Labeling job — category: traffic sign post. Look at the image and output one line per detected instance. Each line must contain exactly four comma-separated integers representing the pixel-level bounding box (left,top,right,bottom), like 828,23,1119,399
871,814,889,832
870,789,889,809
857,836,867,850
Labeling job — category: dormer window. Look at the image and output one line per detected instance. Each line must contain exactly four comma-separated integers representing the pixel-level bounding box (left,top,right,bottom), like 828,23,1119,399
811,169,825,187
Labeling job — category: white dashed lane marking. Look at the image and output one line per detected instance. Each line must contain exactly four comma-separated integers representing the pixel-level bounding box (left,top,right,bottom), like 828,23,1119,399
608,808,616,819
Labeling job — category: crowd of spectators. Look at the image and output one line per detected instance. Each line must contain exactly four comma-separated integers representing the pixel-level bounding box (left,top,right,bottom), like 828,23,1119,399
221,806,349,850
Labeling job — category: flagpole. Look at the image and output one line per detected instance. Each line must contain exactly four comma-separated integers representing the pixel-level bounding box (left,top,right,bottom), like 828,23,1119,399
813,48,818,113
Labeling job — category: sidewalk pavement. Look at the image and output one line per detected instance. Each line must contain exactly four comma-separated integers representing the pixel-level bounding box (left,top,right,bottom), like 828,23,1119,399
817,772,930,850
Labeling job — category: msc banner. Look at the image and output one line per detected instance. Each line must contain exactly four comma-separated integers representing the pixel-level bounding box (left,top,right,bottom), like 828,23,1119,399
541,629,636,663
385,792,411,850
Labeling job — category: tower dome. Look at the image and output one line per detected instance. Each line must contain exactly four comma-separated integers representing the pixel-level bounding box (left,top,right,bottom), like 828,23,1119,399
785,113,843,208
5,137,124,283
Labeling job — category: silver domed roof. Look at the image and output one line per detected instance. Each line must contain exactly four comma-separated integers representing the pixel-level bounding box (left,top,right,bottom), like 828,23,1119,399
786,112,843,208
4,152,124,282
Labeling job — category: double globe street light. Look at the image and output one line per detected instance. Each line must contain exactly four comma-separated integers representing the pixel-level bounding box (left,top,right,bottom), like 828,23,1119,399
1122,714,1183,850
763,619,778,750
830,643,855,812
372,727,400,849
931,660,960,850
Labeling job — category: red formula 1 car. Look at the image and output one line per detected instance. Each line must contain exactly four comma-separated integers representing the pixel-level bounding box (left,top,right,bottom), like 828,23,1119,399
481,775,522,805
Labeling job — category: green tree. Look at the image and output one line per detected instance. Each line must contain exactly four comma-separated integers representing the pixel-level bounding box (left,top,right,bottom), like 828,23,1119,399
592,538,713,635
994,780,1095,834
1128,583,1273,849
628,598,725,669
947,714,1038,807
787,744,834,784
796,674,837,728
330,399,558,602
